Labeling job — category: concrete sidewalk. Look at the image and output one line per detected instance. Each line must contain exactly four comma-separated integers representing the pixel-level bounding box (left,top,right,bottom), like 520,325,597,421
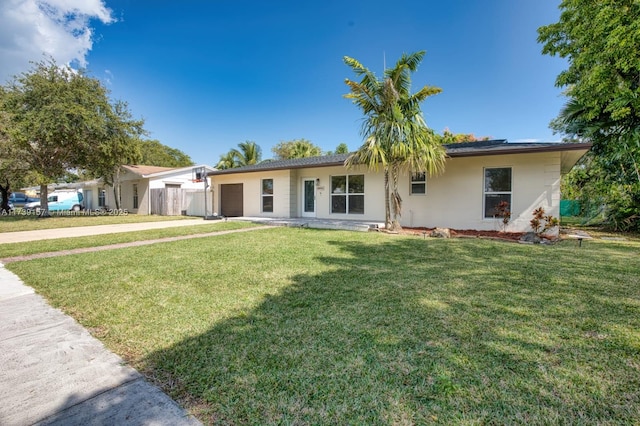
0,218,217,244
0,264,202,426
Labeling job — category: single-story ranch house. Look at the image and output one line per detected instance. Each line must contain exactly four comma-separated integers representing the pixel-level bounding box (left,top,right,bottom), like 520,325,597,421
208,140,590,232
82,164,215,215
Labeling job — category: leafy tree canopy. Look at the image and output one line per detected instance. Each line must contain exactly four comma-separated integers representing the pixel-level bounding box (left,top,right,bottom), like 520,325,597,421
538,1,640,126
1,58,190,211
538,0,640,230
438,129,491,144
272,139,322,160
84,101,146,209
84,100,146,184
0,88,27,212
334,143,349,154
1,58,135,213
139,139,194,167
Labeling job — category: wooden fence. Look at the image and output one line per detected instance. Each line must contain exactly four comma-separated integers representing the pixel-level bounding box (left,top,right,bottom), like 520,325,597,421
150,188,208,216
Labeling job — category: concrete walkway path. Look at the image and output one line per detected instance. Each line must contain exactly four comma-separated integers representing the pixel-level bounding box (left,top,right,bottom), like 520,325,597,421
0,226,266,264
0,263,202,426
0,218,216,244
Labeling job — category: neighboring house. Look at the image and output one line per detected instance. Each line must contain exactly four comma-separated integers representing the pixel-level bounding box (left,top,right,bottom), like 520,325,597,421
82,164,215,215
208,140,590,232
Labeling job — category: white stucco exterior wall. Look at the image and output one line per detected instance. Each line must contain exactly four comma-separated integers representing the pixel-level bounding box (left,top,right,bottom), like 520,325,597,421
210,151,564,232
212,170,293,217
292,165,386,221
399,151,561,231
212,166,387,222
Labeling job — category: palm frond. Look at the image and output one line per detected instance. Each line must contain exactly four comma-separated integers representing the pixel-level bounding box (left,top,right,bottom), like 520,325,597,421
345,136,388,171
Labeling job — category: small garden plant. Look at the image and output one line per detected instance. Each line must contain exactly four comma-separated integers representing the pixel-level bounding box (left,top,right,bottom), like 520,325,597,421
530,207,559,236
494,201,511,232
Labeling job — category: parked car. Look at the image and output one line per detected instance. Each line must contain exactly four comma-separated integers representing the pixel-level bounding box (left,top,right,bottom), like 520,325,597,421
24,191,84,212
7,192,38,208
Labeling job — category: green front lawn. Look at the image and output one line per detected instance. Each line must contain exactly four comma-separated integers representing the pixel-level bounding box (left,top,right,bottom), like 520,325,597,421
7,229,640,424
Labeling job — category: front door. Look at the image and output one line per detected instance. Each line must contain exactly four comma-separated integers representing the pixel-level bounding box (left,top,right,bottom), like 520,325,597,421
302,179,316,217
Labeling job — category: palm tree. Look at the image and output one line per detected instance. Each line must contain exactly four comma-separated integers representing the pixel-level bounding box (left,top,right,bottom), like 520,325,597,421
271,139,322,159
290,139,322,158
231,141,262,166
216,151,237,170
216,141,263,170
344,51,446,231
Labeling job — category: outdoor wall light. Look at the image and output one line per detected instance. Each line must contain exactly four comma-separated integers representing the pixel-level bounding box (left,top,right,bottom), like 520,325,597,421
316,178,320,185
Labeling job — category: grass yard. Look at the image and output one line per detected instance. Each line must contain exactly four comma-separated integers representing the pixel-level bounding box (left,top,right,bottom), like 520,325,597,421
0,213,196,233
560,216,584,227
7,228,640,424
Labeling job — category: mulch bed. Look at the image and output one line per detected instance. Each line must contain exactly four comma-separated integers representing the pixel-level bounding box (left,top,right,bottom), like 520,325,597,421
400,227,525,242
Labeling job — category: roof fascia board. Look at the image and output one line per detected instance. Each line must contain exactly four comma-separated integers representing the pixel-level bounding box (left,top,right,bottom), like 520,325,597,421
209,143,592,176
142,164,214,178
447,142,591,158
209,161,347,176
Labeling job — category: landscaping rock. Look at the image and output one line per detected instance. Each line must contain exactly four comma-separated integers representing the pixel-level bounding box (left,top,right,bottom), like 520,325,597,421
430,228,451,238
520,232,541,244
541,226,560,241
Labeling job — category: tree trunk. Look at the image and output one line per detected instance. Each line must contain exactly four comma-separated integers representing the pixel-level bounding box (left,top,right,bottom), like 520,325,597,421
112,168,121,209
113,185,121,210
622,140,640,185
39,184,50,217
384,168,391,229
0,179,10,213
389,164,403,231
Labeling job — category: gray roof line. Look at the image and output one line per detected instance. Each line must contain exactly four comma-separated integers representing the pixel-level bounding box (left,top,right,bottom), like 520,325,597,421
209,140,591,176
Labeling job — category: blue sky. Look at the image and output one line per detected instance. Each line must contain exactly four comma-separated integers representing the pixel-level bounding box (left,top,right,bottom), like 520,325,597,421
0,0,567,166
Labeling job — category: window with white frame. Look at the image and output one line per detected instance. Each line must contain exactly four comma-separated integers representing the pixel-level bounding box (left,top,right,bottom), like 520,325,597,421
132,184,138,209
262,179,273,213
98,189,106,207
484,167,512,218
410,172,426,195
331,174,364,214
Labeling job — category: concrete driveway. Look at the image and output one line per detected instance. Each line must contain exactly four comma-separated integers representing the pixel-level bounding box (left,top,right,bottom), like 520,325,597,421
0,218,215,244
